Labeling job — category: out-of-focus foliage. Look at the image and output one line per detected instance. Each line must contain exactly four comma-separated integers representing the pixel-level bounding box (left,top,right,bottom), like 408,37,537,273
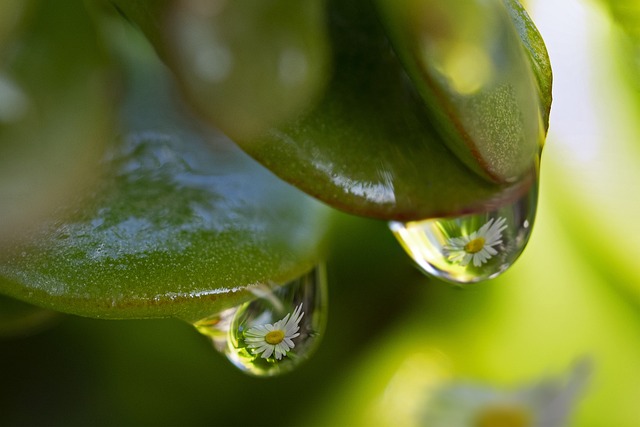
0,0,26,49
0,0,113,248
599,0,640,40
0,294,58,338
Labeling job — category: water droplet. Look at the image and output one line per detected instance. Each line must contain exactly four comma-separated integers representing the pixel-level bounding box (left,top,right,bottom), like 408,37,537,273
389,181,538,284
193,43,234,83
0,74,29,123
278,48,308,87
194,264,327,376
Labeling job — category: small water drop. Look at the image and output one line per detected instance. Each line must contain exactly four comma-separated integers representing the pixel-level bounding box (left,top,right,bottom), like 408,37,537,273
194,264,327,376
390,181,538,284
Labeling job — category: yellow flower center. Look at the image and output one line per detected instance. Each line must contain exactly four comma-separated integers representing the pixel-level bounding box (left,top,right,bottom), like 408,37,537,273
464,237,486,254
474,404,531,427
265,330,285,345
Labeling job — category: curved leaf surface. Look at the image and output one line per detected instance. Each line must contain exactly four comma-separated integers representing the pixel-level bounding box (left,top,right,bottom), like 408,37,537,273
376,0,545,182
109,0,330,141
504,0,553,133
0,29,329,321
234,0,535,221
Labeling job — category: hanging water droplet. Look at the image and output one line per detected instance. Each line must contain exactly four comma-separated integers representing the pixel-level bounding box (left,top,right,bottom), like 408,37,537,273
194,264,327,376
389,180,538,284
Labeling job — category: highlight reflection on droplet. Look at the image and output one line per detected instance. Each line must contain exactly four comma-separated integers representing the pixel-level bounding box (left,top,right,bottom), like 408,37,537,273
194,264,327,376
390,180,538,284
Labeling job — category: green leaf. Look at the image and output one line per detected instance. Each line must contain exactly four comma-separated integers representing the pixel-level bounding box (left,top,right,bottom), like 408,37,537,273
0,0,113,248
504,0,553,134
375,0,544,182
0,24,330,321
233,0,535,221
108,0,330,141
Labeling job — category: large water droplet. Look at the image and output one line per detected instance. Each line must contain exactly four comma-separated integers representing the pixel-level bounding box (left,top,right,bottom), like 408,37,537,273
194,264,327,376
389,181,538,284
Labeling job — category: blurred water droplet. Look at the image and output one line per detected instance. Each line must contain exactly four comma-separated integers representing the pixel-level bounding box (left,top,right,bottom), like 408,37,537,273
390,180,538,284
193,43,234,83
0,74,29,123
194,264,327,376
278,48,308,87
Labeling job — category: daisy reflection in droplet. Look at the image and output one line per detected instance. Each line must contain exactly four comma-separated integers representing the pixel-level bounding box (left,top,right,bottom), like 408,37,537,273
443,217,507,267
244,303,304,360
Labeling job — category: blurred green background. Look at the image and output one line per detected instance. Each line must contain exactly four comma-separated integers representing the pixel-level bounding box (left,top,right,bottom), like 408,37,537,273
2,0,640,425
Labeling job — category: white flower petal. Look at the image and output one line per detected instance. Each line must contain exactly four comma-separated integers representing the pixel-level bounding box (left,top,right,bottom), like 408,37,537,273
261,345,274,359
250,343,270,354
446,237,467,249
274,345,287,360
278,342,292,353
277,313,291,327
485,239,502,249
484,246,498,256
460,253,473,267
242,303,305,360
485,218,507,239
444,217,507,266
245,325,270,336
472,255,483,267
476,219,493,236
447,250,466,263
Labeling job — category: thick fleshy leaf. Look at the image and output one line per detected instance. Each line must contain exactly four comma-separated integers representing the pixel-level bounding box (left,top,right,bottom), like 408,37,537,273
375,0,544,182
504,0,553,134
109,0,330,141
0,25,329,321
0,0,113,248
233,0,535,221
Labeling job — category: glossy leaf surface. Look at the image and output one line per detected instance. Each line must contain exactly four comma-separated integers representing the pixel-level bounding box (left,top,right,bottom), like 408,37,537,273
504,0,553,133
376,0,544,182
109,0,330,141
234,0,536,221
0,26,329,321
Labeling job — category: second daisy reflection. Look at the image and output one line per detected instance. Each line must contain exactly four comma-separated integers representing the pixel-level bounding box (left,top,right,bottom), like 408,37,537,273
389,178,538,284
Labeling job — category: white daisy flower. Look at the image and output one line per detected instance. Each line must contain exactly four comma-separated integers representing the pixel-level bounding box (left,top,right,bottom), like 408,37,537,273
243,303,304,360
419,360,590,427
443,217,507,267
